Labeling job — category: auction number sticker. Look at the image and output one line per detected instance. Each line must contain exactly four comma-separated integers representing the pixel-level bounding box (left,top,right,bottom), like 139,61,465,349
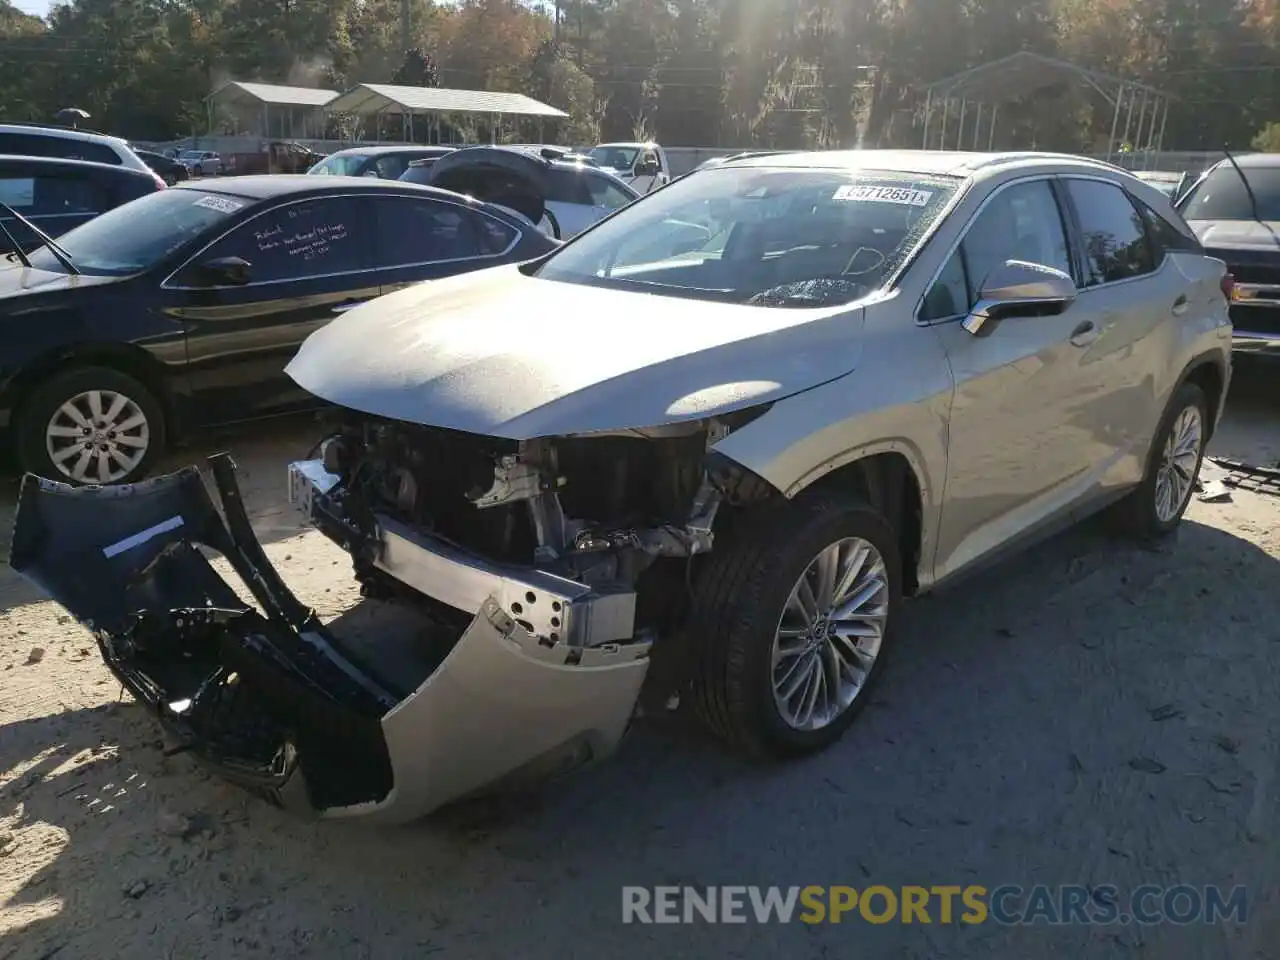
833,184,934,206
193,195,245,214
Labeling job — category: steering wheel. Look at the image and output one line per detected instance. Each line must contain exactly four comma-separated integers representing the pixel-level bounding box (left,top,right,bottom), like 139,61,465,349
543,208,562,240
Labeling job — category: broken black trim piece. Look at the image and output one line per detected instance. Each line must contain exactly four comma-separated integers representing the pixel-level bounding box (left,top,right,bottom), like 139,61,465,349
8,456,399,814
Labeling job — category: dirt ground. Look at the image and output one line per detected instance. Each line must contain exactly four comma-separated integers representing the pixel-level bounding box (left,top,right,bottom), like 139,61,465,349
3,371,1280,959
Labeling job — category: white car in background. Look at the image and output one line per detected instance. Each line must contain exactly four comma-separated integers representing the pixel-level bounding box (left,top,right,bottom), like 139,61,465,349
177,150,223,176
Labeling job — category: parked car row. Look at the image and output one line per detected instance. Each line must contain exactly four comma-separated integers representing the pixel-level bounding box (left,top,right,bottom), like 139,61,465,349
10,148,1233,826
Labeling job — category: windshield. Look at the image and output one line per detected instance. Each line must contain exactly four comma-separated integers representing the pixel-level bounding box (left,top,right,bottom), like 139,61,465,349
1178,164,1280,220
535,166,959,307
25,188,246,276
307,153,369,176
589,146,639,170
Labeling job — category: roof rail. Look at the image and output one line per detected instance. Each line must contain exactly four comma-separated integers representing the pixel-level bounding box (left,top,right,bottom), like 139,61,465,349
1,120,114,138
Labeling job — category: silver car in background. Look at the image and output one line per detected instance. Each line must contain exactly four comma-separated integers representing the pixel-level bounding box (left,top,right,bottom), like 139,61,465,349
12,150,1232,825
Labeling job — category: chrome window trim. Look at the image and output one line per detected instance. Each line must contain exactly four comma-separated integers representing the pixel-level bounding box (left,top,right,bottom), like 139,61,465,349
915,170,1167,327
160,191,520,292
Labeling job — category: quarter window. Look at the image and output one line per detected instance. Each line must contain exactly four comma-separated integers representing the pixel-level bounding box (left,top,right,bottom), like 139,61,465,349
189,196,371,283
1064,179,1155,285
920,179,1071,321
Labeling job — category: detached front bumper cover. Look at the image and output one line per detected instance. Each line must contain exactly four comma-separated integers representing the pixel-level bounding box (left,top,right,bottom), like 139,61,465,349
8,455,651,824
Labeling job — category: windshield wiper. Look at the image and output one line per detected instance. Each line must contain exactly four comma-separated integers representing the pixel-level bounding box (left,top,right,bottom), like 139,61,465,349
0,201,79,274
1223,145,1262,223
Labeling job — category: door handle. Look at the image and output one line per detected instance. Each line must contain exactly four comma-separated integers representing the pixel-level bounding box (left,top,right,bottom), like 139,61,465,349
1172,294,1189,316
1069,320,1100,347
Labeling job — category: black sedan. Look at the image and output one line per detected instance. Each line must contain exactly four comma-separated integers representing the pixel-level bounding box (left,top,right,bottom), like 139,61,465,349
0,155,164,251
0,175,557,485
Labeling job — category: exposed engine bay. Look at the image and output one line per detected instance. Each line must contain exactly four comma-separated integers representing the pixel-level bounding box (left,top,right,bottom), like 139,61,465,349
298,407,775,650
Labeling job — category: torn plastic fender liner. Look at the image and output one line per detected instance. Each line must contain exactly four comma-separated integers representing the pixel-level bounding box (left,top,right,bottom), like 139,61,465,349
7,455,398,814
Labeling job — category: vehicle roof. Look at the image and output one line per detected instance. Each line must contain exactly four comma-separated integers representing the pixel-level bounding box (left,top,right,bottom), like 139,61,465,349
0,153,155,178
170,174,501,204
1215,152,1280,168
324,145,457,158
723,149,1137,179
0,123,130,148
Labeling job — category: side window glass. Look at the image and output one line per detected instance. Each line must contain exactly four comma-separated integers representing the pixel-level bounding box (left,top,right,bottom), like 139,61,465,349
187,197,370,283
1065,179,1155,286
962,180,1073,298
546,169,591,205
586,174,632,211
374,197,516,264
375,156,408,179
920,248,969,321
0,176,36,211
33,176,107,215
1134,198,1202,257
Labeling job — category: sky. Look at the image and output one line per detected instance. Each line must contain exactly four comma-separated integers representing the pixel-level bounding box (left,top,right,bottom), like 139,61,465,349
14,0,52,17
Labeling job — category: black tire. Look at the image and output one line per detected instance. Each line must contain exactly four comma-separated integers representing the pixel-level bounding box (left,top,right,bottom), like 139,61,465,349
1108,381,1209,540
17,366,165,486
689,493,903,759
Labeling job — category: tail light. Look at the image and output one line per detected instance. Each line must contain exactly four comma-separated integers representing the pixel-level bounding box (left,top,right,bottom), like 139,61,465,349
1221,272,1235,301
151,172,167,191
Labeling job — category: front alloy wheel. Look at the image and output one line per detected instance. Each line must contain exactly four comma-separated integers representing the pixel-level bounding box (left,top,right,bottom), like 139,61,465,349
772,537,888,731
690,494,902,758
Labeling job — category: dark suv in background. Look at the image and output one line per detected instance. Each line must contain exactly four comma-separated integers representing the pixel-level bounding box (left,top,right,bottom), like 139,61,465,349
1179,153,1280,357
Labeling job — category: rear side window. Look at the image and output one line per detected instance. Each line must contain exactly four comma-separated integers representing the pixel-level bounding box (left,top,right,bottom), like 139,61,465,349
1064,179,1155,286
546,168,591,205
585,173,634,211
372,196,518,264
0,133,120,165
0,174,107,214
373,155,411,179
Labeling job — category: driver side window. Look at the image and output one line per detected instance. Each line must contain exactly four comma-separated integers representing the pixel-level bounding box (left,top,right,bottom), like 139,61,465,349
920,179,1072,322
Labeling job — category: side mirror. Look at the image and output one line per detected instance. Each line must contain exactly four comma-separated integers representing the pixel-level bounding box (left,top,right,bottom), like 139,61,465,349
636,158,660,176
962,260,1077,336
194,256,251,287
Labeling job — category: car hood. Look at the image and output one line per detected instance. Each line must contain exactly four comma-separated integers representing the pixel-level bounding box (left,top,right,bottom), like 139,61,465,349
285,265,865,439
0,262,120,297
1187,219,1280,251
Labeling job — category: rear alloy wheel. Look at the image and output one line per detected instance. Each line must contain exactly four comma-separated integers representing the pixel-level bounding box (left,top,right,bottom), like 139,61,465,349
19,366,164,486
1110,381,1208,539
690,494,902,758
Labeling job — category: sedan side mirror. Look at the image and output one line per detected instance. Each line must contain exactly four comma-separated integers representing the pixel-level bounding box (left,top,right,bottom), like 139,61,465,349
962,260,1077,336
195,255,251,287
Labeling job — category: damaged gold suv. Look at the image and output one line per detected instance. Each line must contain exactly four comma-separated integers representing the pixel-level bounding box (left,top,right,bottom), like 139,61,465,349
12,150,1232,824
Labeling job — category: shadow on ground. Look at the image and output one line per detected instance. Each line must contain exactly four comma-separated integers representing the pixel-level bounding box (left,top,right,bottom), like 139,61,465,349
4,513,1277,960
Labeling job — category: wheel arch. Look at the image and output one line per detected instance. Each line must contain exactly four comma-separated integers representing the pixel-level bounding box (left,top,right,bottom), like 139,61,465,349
6,342,179,442
1173,351,1227,439
709,442,931,597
